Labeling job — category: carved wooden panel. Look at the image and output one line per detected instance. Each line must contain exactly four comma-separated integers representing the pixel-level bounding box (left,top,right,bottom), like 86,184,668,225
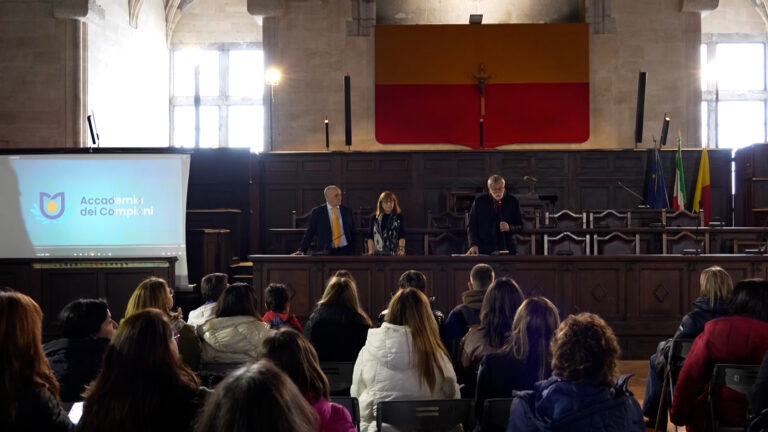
262,266,316,319
573,266,624,320
40,272,99,335
637,267,684,317
104,270,160,322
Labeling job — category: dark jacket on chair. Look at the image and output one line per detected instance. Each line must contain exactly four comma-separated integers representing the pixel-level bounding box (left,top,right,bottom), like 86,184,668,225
467,193,523,255
674,296,730,339
507,376,645,432
299,204,356,254
43,337,110,402
304,303,370,362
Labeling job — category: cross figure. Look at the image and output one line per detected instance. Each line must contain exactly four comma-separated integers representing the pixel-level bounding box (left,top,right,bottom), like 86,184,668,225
472,63,493,117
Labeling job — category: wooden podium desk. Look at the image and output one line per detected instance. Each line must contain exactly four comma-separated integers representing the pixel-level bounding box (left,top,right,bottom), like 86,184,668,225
248,254,768,359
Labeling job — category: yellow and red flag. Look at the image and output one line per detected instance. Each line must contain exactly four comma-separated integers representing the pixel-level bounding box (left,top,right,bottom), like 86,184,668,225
692,147,711,224
375,24,590,148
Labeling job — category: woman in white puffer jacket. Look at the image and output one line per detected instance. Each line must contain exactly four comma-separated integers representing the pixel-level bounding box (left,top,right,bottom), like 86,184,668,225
197,283,272,364
352,287,460,432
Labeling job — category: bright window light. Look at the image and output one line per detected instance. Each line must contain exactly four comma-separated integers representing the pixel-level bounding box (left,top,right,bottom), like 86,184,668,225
229,51,264,97
229,106,264,150
717,101,765,149
715,43,764,91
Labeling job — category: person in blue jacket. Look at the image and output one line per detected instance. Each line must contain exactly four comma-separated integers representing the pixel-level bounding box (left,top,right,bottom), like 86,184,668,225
507,312,645,432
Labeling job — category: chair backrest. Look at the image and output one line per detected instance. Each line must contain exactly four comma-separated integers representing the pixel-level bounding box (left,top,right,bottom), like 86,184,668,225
593,232,639,255
667,338,695,400
198,362,244,387
427,232,466,256
663,231,709,255
292,209,313,229
376,399,474,432
664,209,703,227
708,364,761,432
589,209,630,229
544,210,586,229
481,398,514,432
331,396,361,431
543,232,589,256
320,361,356,396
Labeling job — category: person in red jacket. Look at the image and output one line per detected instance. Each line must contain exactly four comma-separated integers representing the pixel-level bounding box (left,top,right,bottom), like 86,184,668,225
670,279,768,432
262,283,303,332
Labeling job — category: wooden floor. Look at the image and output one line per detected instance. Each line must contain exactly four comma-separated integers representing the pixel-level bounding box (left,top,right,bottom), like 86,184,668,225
618,360,680,432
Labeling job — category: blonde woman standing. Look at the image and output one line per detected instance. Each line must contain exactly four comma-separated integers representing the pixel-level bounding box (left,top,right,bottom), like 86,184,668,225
352,288,459,432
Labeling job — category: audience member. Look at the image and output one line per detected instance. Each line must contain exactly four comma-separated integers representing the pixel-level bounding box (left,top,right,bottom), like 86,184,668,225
124,277,201,369
442,263,494,360
364,190,406,256
304,275,372,361
671,279,768,432
188,273,228,327
352,287,459,432
194,360,317,432
643,265,733,427
262,329,356,432
507,313,645,432
0,291,73,431
197,283,272,364
78,309,208,432
475,297,559,422
44,299,116,402
458,277,524,397
749,351,768,414
262,283,303,331
377,270,445,328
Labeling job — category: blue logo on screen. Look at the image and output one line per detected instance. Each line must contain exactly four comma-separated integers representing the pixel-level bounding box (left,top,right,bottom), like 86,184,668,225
39,192,65,219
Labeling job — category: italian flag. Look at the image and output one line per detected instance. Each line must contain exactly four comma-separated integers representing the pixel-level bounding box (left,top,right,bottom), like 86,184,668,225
692,147,711,225
672,136,686,211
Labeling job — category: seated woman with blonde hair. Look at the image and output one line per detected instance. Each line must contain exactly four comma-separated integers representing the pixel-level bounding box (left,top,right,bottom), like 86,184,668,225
123,277,201,369
365,190,406,256
352,287,459,432
507,313,645,432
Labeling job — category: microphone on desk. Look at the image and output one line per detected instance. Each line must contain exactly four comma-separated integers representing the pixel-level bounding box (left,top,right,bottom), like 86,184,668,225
523,175,538,183
617,181,649,208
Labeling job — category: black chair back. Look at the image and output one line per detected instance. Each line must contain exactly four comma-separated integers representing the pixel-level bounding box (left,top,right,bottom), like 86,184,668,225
708,364,761,432
320,361,356,396
376,399,473,432
481,398,514,432
331,396,361,431
668,338,695,400
198,362,243,387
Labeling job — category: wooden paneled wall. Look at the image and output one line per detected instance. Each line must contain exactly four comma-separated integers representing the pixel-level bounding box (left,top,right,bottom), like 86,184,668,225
253,149,732,254
249,255,766,359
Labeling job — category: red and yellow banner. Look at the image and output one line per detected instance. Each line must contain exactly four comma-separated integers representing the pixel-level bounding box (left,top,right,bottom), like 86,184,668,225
375,24,590,148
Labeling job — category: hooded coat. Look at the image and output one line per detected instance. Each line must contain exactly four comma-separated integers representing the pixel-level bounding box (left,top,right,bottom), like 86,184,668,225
351,322,460,432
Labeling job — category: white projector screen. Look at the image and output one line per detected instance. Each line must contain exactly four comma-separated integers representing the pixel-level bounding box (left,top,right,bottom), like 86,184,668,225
0,153,191,286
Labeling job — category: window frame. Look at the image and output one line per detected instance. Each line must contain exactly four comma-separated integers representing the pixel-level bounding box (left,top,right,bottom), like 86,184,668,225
169,43,265,151
701,33,768,149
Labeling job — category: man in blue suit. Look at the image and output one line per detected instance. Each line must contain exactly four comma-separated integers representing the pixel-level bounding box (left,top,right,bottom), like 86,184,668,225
293,185,356,255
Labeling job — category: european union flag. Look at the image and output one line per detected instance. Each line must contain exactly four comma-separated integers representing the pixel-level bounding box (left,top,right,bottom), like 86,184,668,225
645,149,670,209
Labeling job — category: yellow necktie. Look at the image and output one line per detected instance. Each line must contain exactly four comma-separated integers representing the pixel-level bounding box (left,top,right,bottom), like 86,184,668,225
331,207,341,248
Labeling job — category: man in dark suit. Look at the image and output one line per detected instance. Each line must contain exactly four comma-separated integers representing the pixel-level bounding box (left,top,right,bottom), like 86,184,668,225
293,185,356,255
466,174,523,255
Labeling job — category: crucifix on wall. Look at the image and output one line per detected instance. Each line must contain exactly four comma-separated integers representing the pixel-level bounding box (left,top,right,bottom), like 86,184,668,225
472,63,493,117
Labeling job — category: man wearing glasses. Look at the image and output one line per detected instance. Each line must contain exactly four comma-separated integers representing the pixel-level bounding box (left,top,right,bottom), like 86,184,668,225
293,185,356,256
466,174,523,255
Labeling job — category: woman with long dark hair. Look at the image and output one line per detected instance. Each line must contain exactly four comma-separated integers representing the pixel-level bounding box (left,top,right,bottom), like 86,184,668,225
304,275,372,361
78,309,208,432
262,329,356,432
459,277,524,395
352,288,459,432
195,360,316,432
0,291,72,431
475,297,560,421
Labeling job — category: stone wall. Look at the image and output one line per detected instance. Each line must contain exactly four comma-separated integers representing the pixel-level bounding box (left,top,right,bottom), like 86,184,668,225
0,2,76,148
